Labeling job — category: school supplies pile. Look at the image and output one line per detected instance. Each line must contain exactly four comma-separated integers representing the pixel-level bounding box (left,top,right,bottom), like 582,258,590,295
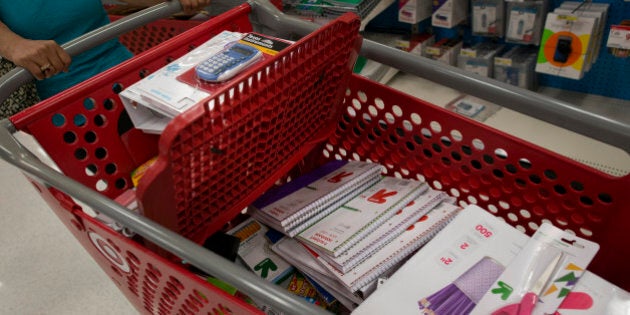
241,159,461,310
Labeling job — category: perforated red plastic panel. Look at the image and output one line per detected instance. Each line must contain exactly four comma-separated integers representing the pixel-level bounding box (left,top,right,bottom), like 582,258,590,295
25,178,260,315
109,16,203,55
306,74,630,291
11,4,255,201
138,13,362,244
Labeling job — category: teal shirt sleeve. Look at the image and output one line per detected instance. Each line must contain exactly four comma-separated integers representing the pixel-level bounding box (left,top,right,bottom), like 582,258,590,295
0,0,133,99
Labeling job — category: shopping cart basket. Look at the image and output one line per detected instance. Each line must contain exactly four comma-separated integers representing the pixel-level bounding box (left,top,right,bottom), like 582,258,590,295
1,0,630,314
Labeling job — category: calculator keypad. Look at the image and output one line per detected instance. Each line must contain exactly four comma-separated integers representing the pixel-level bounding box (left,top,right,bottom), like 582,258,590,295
195,43,263,82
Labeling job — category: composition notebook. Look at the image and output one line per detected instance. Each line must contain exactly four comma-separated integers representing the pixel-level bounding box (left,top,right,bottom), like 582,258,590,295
248,160,383,236
313,189,451,273
297,176,428,257
313,201,462,292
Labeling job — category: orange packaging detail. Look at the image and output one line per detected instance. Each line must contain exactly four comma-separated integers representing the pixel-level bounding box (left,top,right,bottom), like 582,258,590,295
131,156,158,187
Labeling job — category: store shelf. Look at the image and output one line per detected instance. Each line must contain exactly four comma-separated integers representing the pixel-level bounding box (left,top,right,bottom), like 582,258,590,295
537,86,630,126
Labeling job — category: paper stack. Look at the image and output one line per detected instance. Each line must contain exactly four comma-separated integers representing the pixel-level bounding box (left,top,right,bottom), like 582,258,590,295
313,189,451,273
248,160,384,237
309,200,460,292
296,176,430,257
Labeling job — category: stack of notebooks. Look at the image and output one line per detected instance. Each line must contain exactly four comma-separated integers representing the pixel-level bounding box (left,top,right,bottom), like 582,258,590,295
248,160,384,237
302,196,460,293
296,175,431,257
243,159,462,310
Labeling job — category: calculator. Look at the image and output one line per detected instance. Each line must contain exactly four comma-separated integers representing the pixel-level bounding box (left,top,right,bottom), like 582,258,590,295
195,42,263,82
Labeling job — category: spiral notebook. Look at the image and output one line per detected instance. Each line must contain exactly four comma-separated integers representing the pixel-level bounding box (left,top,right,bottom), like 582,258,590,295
313,201,462,292
313,189,452,273
248,160,383,236
297,176,428,257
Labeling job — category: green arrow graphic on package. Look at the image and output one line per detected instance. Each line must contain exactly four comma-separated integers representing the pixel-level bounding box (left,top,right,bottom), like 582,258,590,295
254,258,278,279
491,281,514,300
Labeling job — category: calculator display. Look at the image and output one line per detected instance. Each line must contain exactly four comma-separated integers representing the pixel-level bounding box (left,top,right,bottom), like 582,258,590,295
231,45,255,56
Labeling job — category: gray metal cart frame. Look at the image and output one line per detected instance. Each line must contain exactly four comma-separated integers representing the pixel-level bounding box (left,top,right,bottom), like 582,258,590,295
1,1,628,314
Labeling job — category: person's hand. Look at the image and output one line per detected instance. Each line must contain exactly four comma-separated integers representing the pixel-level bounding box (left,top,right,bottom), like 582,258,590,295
177,0,211,14
6,38,71,80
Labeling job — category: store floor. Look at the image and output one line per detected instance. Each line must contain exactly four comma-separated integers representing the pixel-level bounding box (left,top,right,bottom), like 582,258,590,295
0,132,136,314
1,76,628,314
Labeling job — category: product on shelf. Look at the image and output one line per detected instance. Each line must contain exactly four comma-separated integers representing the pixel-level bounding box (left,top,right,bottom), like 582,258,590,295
493,45,538,90
457,42,505,78
424,38,463,66
535,12,598,80
505,0,548,45
471,0,506,37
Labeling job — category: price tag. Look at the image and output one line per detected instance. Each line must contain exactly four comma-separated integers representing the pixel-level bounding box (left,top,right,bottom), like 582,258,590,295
474,222,494,239
557,14,578,22
425,47,442,55
454,236,478,255
436,251,458,267
494,57,513,66
460,49,478,57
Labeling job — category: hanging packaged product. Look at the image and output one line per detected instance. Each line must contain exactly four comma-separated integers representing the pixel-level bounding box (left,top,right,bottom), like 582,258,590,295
471,0,505,37
399,0,432,24
555,1,609,64
535,13,598,80
607,20,630,58
493,45,539,90
431,0,469,28
505,0,548,45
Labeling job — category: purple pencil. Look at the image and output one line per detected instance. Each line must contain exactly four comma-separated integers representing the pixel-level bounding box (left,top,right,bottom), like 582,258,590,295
419,256,504,315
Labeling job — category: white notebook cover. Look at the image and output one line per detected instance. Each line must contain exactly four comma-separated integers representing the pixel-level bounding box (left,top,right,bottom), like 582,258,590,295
298,176,427,257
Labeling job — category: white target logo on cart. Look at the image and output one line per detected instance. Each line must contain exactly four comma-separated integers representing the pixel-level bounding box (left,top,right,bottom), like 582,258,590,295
88,231,131,274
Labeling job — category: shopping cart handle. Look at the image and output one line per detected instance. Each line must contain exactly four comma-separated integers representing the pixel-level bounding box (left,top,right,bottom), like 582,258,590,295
0,120,38,171
249,0,319,38
0,1,183,105
359,39,630,154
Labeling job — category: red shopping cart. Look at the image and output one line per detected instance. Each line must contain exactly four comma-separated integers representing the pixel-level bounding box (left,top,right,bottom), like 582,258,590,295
1,0,629,314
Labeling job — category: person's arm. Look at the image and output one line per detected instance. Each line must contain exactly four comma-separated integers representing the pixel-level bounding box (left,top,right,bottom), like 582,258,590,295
119,0,211,13
0,21,70,80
